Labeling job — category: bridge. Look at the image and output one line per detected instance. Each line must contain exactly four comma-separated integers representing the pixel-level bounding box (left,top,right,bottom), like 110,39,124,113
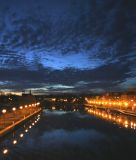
0,102,41,138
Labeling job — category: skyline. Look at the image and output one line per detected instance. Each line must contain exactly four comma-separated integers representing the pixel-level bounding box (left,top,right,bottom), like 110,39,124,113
0,0,136,94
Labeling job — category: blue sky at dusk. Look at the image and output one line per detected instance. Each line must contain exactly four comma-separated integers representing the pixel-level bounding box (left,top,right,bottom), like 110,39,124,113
0,0,136,94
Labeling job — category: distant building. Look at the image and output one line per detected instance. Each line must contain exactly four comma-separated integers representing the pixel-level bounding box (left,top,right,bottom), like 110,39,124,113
20,90,36,105
121,88,136,101
128,88,136,92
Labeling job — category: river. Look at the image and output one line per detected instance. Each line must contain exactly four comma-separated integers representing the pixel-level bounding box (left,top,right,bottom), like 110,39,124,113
0,107,136,160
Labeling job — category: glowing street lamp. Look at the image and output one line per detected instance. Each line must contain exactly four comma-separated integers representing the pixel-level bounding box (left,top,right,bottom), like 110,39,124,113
2,109,6,114
2,109,6,127
25,105,28,108
12,107,16,124
19,106,23,110
12,107,16,111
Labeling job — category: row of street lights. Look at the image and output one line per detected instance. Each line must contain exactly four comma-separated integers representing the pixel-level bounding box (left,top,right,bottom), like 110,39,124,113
2,114,41,155
86,98,136,111
0,102,40,128
1,102,40,115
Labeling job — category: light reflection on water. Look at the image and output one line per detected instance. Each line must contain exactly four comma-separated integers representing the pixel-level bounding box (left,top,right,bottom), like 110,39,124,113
86,107,136,130
25,128,106,150
1,109,136,160
44,109,68,115
0,113,41,158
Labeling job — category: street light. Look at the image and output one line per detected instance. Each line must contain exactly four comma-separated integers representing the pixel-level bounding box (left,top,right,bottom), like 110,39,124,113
12,107,16,111
2,109,6,114
25,105,28,108
19,106,23,110
2,109,7,128
12,107,16,124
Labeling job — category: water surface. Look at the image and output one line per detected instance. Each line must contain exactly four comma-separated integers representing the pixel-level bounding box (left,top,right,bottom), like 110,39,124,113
1,109,136,160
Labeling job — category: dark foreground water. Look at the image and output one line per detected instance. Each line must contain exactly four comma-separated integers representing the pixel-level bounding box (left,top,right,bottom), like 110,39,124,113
1,109,136,160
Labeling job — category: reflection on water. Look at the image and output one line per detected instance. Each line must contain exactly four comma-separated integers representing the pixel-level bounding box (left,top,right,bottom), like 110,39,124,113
0,113,41,158
44,109,68,115
29,128,106,149
1,108,136,160
86,107,136,130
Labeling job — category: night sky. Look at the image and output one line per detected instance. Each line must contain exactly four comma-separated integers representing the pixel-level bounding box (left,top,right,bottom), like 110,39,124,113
0,0,136,94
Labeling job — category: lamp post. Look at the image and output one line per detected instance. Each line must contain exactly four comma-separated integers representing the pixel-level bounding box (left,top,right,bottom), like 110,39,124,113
12,107,16,112
12,107,16,124
19,106,23,110
2,109,7,128
25,105,28,116
19,106,23,119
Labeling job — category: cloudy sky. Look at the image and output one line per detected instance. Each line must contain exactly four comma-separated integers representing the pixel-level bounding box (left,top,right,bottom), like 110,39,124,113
0,0,136,94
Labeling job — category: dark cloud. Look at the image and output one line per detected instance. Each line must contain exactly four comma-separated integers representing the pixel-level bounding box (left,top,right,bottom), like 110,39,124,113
0,0,136,94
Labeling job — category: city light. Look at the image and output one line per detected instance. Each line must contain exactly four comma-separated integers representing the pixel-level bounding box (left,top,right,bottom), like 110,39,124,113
86,97,136,112
3,149,8,155
87,107,136,130
0,101,40,156
2,109,7,114
12,107,16,111
52,107,56,110
19,106,23,110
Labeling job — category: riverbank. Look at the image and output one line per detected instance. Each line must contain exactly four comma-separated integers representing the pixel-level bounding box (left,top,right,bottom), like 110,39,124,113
85,104,136,117
0,108,42,137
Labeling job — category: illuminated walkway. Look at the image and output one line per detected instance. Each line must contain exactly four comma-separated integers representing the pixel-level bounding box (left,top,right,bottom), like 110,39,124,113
1,113,41,156
85,98,136,116
0,103,41,137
